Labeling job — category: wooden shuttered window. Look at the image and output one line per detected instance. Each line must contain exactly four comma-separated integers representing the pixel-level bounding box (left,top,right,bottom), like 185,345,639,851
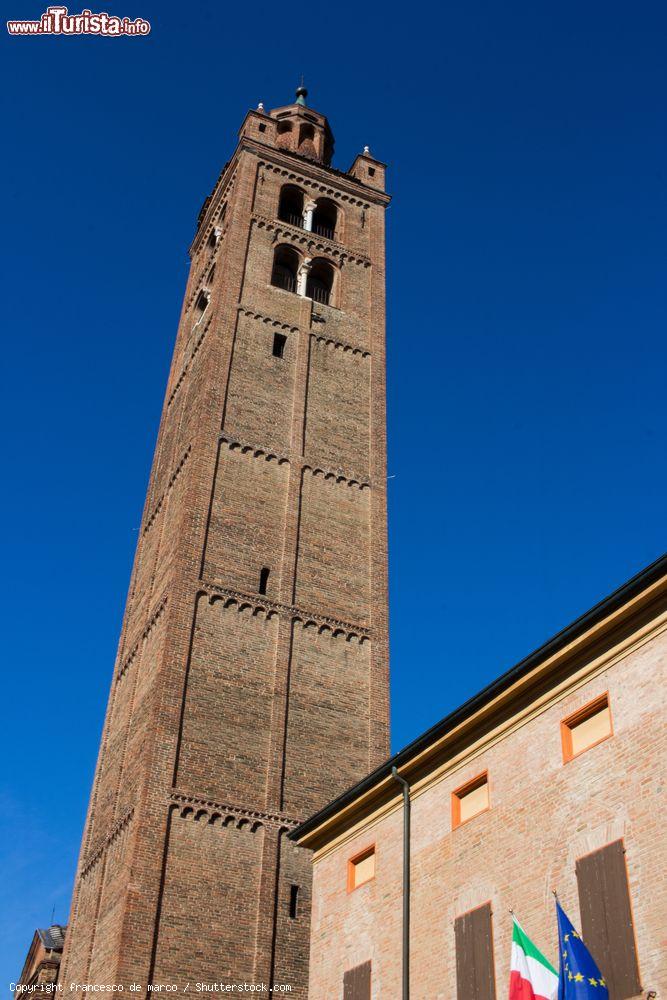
576,840,641,998
343,960,371,1000
455,902,497,1000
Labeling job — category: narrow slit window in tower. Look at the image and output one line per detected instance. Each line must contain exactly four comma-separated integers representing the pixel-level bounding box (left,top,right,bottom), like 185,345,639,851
258,567,270,595
289,885,299,919
272,333,287,359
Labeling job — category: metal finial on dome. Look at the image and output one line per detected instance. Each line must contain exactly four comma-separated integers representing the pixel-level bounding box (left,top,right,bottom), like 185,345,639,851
295,84,308,107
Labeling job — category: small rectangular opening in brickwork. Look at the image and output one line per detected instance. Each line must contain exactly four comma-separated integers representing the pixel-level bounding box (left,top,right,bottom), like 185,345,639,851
452,773,489,828
258,566,270,595
272,333,287,359
347,846,375,891
561,694,612,762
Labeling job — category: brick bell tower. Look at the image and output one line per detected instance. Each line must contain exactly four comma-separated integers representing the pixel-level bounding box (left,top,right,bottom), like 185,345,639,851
59,87,390,994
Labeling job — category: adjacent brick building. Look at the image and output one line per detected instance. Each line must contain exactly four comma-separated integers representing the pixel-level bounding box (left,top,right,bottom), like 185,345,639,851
14,925,66,993
293,556,667,999
58,89,391,995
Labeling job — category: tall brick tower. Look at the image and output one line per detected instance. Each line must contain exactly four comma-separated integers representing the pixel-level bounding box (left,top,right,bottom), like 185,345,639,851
59,89,390,994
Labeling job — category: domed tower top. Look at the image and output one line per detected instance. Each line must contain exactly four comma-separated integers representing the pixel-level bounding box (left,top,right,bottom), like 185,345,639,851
267,85,335,165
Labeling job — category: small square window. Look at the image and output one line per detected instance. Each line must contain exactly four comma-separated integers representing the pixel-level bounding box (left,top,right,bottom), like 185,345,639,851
452,773,489,829
258,123,267,133
561,695,612,762
368,167,376,177
347,846,375,891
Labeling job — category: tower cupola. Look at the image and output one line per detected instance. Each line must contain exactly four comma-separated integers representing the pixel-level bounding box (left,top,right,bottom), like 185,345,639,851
269,85,334,164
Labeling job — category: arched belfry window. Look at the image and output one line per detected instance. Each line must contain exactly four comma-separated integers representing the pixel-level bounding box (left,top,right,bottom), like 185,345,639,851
312,198,338,240
278,185,305,228
271,245,299,294
306,259,335,306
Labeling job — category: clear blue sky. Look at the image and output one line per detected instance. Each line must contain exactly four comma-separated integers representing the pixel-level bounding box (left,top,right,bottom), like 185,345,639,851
2,0,665,985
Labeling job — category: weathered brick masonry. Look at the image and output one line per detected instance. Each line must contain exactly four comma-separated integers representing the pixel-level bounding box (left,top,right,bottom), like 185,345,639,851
59,90,391,994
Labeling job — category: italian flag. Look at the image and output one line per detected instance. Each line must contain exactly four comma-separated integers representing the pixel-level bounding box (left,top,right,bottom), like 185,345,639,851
509,918,558,1000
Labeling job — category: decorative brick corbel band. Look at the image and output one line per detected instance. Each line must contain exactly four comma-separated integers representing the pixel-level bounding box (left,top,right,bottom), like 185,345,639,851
143,446,192,535
167,324,210,408
303,464,371,490
198,581,370,642
190,166,238,257
170,792,300,834
237,306,299,334
80,808,135,878
187,237,224,311
190,223,226,289
259,161,371,210
219,432,371,488
220,434,290,466
238,305,371,356
311,333,370,358
116,594,168,681
254,215,371,267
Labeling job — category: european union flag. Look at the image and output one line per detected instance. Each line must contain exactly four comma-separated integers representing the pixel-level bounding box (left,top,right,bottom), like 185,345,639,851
556,900,609,997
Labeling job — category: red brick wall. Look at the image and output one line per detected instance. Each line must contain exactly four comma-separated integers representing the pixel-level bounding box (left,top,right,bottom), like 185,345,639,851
202,443,290,593
304,339,371,476
87,821,132,983
272,834,314,998
295,475,371,623
175,597,279,807
65,860,102,982
283,627,372,816
225,313,298,452
151,811,264,984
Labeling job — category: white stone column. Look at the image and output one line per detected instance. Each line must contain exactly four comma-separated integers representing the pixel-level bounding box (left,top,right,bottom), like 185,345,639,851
297,257,312,297
303,200,317,232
